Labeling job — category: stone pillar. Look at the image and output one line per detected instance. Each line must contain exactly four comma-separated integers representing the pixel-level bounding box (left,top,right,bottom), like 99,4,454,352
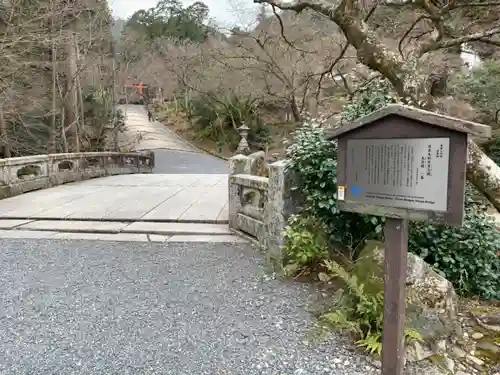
236,124,250,155
228,154,250,230
264,160,290,262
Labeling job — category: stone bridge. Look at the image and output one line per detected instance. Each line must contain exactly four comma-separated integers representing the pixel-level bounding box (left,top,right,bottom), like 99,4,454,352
0,106,236,242
0,106,291,249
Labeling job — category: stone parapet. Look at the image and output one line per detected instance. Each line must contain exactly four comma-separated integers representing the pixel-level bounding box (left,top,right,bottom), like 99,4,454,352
229,151,299,261
0,151,154,199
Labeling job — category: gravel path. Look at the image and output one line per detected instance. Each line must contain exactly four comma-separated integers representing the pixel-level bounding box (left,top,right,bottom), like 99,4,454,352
0,239,374,375
0,239,444,375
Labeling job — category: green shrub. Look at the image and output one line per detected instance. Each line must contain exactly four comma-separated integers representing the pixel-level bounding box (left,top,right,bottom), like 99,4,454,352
409,185,500,300
341,79,398,123
187,93,269,149
285,120,383,251
321,259,422,356
451,59,500,126
282,215,329,274
281,213,423,355
285,80,396,248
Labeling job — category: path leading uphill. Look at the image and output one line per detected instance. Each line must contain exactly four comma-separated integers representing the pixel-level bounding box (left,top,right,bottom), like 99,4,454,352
118,105,228,174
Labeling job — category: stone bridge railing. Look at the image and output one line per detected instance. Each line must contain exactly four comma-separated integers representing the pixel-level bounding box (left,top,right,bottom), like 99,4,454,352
0,151,154,199
229,151,299,261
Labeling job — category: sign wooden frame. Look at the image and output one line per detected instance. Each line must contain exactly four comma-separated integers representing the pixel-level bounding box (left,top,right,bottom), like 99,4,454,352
327,104,491,226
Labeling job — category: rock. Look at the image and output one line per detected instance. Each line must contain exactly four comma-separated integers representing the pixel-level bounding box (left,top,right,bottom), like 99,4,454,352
353,241,460,361
457,363,467,371
450,345,467,358
475,313,500,333
466,354,484,367
433,339,447,354
407,341,434,362
444,357,455,373
471,332,484,340
476,340,500,354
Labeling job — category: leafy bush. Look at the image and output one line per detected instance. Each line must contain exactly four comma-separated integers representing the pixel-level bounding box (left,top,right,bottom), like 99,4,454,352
321,259,422,355
282,215,329,274
285,119,383,251
452,59,500,126
409,185,500,300
341,79,398,123
282,213,422,355
187,93,269,149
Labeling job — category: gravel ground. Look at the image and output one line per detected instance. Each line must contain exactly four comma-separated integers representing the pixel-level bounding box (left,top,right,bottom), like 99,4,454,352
0,239,442,375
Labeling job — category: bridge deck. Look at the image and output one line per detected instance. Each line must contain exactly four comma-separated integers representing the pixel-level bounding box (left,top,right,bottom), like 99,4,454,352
0,174,228,223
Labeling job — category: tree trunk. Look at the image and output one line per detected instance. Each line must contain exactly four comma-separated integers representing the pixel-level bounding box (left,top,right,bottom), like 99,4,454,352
290,96,301,122
467,140,500,212
61,107,68,153
74,33,85,150
65,26,80,152
50,34,57,154
0,105,11,158
111,43,118,151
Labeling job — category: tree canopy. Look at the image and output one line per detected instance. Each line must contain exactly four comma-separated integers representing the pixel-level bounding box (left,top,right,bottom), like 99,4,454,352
125,0,212,42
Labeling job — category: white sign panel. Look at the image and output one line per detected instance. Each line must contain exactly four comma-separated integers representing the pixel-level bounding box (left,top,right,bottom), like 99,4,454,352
345,138,450,212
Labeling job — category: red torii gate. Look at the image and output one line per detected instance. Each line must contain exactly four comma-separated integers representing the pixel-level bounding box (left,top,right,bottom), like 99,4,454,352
132,82,147,97
125,78,148,98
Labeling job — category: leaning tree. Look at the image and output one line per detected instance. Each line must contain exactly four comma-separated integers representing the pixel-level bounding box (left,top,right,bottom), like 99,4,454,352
251,0,500,211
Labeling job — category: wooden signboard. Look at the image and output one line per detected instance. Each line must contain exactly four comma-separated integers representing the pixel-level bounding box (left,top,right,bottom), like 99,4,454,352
326,104,491,375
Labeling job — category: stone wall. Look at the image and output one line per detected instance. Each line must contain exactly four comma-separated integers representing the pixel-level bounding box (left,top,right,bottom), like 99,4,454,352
0,151,154,199
228,151,299,261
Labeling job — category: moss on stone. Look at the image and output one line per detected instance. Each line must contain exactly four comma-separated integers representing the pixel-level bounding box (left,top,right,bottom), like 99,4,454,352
350,240,385,295
428,354,448,371
475,340,500,364
0,185,11,200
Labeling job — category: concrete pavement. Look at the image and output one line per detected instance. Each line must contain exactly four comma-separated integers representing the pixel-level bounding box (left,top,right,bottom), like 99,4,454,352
0,174,233,238
118,104,197,153
118,105,228,174
0,220,246,243
0,174,228,222
152,149,228,174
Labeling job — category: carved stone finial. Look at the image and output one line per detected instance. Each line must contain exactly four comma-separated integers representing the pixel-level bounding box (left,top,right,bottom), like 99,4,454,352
236,124,250,155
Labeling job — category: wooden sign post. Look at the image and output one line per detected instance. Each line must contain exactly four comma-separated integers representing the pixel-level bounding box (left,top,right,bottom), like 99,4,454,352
326,104,491,375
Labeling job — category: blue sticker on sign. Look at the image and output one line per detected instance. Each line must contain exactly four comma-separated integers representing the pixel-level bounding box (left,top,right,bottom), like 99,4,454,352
351,184,363,197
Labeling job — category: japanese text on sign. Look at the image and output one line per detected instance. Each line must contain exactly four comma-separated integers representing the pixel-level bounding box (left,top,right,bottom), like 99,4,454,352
345,138,450,212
